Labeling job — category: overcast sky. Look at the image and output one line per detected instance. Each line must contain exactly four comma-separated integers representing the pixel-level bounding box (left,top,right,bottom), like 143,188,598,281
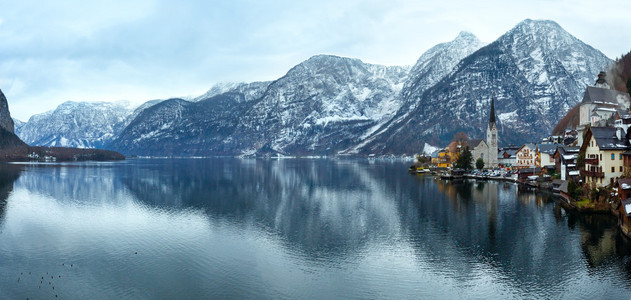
1,0,630,121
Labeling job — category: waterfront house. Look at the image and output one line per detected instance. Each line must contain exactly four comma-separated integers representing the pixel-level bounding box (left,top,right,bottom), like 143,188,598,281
515,144,538,169
538,144,558,169
618,178,631,201
430,150,440,166
580,127,629,187
436,149,452,168
498,146,519,168
554,146,580,181
619,198,631,238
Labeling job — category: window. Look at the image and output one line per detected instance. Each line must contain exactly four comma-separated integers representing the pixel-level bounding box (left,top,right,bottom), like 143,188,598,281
612,153,615,160
612,166,615,173
621,154,623,160
621,166,623,172
600,154,602,161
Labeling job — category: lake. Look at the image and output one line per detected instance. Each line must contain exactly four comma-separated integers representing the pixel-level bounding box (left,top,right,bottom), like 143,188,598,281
1,158,631,299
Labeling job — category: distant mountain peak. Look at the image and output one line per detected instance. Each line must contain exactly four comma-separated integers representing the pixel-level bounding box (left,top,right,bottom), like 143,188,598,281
517,18,561,27
508,18,569,39
455,31,479,42
299,54,364,68
359,18,612,154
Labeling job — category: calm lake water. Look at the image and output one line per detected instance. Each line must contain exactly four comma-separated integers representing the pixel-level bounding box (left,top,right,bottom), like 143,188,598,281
2,158,631,299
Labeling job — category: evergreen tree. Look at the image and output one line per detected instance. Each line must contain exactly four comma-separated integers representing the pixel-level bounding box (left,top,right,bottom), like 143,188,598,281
476,157,485,170
454,147,473,170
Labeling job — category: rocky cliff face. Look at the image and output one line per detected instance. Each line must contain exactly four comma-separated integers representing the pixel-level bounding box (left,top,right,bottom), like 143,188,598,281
0,89,27,149
0,90,16,134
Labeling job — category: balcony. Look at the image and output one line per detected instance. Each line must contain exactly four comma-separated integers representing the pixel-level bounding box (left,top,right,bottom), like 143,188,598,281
584,157,599,165
580,169,605,178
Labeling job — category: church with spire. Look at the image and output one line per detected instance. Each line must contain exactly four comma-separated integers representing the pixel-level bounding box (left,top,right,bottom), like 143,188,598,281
486,95,498,168
470,94,499,168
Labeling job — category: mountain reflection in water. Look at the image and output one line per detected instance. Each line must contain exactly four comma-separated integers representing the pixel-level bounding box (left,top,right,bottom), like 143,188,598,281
0,159,631,299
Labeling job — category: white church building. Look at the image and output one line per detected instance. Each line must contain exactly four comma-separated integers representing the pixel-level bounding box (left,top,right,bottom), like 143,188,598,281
471,95,499,168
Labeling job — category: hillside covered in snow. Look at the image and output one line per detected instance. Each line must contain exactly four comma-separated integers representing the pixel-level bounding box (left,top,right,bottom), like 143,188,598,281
16,19,614,157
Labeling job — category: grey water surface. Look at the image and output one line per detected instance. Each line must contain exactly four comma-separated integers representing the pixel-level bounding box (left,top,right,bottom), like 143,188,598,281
1,158,631,299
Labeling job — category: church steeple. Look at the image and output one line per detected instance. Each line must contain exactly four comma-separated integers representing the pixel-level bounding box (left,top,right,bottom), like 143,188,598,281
489,93,496,124
486,92,498,168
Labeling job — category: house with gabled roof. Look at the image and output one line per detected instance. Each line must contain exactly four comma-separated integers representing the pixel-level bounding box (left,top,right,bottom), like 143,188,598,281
498,146,518,168
515,144,538,169
580,127,630,187
537,143,559,169
554,146,580,180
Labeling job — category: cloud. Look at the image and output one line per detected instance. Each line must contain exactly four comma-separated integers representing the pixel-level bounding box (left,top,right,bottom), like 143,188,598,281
1,0,631,120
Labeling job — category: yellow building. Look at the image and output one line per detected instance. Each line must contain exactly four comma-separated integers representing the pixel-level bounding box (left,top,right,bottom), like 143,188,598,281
581,127,627,187
434,140,468,168
437,149,452,168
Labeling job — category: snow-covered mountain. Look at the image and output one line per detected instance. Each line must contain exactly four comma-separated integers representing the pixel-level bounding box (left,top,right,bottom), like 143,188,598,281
232,55,410,156
16,101,136,148
343,31,485,154
193,81,271,102
356,19,612,154
108,55,410,156
19,19,614,157
12,118,25,133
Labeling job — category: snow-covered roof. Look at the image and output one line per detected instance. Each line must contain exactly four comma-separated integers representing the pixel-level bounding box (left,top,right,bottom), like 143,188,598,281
594,107,617,112
538,143,558,155
582,86,631,105
588,127,631,151
568,171,580,176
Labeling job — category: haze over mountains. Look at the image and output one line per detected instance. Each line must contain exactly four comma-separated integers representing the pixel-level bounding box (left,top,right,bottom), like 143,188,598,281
14,19,612,157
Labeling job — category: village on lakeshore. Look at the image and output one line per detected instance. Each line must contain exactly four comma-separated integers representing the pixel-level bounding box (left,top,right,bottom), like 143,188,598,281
411,71,631,239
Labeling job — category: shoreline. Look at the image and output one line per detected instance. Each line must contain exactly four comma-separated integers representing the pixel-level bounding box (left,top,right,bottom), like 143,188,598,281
427,171,631,238
0,145,125,162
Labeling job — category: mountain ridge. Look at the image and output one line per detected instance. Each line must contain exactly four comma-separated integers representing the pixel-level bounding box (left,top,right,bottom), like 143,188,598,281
354,19,611,154
14,19,615,157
